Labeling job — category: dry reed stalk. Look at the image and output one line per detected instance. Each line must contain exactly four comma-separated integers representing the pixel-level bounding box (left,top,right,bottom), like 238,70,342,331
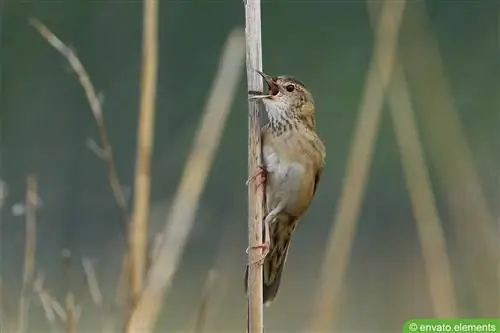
83,258,116,333
308,0,407,331
49,298,66,324
29,19,128,222
115,233,163,333
60,250,78,333
17,175,38,333
29,20,132,309
400,2,499,315
82,258,103,309
81,257,112,333
129,0,159,305
33,274,65,333
38,296,58,333
243,1,265,332
192,269,218,333
387,64,458,316
125,28,245,333
64,294,78,333
30,16,134,315
367,0,458,318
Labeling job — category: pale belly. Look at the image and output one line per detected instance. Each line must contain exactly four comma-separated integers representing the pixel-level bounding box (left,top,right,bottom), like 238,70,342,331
263,148,309,216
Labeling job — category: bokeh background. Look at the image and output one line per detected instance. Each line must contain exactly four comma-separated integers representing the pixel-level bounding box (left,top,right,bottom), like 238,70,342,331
1,0,499,332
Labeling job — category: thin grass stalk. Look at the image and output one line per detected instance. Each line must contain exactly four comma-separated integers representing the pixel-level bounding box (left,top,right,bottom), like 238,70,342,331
38,295,59,333
64,294,77,333
29,20,134,315
60,250,77,333
308,0,407,331
125,28,245,333
387,64,458,316
243,1,265,332
29,19,129,222
17,175,37,333
367,0,458,318
129,0,159,306
33,274,63,333
81,258,112,333
400,2,499,315
81,258,103,310
30,17,135,317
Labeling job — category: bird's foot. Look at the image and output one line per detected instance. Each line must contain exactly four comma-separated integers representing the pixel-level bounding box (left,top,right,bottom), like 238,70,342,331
246,164,268,189
246,240,271,265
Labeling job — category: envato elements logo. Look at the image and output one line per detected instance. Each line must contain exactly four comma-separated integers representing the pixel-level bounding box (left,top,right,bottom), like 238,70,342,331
403,318,499,333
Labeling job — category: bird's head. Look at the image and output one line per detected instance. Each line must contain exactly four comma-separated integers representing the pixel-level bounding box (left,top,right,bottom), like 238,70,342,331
249,70,316,129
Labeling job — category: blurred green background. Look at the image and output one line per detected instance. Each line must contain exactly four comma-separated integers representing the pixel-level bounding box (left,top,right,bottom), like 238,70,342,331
1,1,498,332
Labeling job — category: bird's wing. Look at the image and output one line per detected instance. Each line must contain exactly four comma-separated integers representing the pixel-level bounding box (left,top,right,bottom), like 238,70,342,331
312,137,326,196
312,166,323,196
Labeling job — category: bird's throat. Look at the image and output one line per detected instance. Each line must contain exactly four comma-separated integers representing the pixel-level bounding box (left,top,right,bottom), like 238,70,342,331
264,101,317,138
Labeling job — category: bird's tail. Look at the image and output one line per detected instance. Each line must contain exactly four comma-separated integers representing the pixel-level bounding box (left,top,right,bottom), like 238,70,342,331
244,213,297,305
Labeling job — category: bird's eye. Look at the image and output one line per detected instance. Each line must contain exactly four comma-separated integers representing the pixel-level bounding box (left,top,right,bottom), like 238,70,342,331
286,84,295,92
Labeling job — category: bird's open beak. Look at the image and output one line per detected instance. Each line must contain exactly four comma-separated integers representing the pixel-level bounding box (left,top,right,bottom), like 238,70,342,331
248,70,279,100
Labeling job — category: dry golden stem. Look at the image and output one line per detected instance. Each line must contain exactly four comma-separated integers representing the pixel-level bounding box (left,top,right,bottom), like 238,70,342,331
82,258,114,333
308,0,407,331
29,18,129,236
33,274,65,333
400,2,499,315
82,258,103,308
367,0,458,318
388,64,458,316
60,250,79,333
64,294,77,333
125,28,245,333
17,175,37,333
30,19,128,216
129,0,159,304
243,0,265,332
30,16,134,315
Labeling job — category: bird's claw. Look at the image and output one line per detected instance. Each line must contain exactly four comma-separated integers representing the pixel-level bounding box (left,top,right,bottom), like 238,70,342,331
246,241,270,265
246,165,268,189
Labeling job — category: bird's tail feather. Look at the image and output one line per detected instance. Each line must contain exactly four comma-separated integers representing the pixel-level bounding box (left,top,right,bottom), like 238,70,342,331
244,213,297,305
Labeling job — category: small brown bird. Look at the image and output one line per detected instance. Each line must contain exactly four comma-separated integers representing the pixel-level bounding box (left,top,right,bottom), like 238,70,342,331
245,71,326,305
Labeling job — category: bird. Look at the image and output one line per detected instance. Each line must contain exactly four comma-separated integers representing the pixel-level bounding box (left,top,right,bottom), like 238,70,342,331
244,70,326,305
